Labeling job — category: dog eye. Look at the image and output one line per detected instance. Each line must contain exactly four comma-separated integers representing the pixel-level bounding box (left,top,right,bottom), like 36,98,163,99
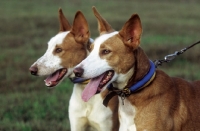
55,48,62,53
102,49,111,55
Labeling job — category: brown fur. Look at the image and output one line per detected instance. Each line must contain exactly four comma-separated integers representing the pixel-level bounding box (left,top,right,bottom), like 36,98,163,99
99,35,135,74
71,11,90,43
93,6,200,130
54,11,89,69
58,33,88,68
92,6,114,35
59,8,71,32
130,70,200,130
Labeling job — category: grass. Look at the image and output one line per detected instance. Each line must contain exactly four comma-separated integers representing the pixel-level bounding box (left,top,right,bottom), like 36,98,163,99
1,0,200,130
0,80,73,131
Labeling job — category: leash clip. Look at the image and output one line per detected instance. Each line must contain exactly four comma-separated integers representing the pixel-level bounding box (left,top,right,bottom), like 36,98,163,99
154,41,200,68
164,53,177,62
164,47,187,62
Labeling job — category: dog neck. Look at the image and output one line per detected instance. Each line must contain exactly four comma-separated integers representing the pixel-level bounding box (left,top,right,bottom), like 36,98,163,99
130,47,151,85
114,47,152,89
112,68,134,90
103,47,155,106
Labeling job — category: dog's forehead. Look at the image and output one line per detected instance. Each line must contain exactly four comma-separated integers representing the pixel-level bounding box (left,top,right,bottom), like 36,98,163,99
48,31,70,47
93,31,118,51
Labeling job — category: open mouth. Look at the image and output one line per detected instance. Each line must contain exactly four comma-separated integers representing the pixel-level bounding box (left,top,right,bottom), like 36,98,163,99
81,70,114,102
44,68,67,87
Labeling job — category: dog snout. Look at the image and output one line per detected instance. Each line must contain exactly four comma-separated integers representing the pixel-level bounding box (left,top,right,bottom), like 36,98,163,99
73,67,84,77
29,65,38,75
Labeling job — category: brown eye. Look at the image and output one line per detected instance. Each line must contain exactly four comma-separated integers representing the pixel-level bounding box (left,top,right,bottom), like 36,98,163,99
102,49,111,55
55,48,62,53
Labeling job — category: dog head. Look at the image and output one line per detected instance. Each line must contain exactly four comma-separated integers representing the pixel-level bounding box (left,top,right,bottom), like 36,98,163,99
29,8,91,87
74,7,150,102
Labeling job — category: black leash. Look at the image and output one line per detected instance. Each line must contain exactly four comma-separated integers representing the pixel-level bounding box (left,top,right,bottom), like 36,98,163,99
154,41,200,68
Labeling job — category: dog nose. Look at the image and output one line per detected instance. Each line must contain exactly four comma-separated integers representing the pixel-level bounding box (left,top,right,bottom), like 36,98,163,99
29,66,38,75
73,67,84,77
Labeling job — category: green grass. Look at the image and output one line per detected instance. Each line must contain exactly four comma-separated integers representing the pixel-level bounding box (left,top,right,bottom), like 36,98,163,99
0,80,73,131
1,0,200,130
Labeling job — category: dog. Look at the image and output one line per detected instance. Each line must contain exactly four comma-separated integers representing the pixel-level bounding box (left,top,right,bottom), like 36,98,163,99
29,8,119,131
74,6,200,131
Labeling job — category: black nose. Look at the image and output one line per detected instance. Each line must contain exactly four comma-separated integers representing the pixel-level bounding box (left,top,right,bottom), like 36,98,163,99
73,67,84,77
29,66,38,75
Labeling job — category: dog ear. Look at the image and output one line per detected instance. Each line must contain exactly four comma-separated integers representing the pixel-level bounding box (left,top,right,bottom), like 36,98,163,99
119,14,142,50
58,8,71,32
71,11,90,43
92,6,114,35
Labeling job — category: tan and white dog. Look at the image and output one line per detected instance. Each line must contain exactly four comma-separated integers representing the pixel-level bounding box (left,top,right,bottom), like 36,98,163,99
29,9,119,131
74,7,200,131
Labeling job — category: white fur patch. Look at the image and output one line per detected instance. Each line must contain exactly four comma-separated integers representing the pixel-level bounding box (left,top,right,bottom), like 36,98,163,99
69,84,113,131
76,31,118,78
32,32,69,76
112,68,134,90
119,98,137,131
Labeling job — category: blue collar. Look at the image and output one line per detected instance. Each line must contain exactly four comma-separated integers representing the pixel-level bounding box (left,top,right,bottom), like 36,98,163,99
107,60,156,94
70,77,90,84
128,60,155,92
103,60,156,106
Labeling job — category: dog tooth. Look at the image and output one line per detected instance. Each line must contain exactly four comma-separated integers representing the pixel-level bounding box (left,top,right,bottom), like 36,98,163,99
107,75,111,79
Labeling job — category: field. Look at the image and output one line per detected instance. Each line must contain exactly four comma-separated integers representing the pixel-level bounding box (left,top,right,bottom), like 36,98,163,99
1,0,200,130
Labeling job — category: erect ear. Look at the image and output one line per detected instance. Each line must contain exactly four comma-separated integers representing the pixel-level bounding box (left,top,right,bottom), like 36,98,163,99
92,6,114,35
119,14,142,50
71,11,90,43
58,8,71,32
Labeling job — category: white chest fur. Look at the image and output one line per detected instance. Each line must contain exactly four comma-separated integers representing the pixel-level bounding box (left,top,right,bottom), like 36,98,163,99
69,84,113,131
119,98,137,131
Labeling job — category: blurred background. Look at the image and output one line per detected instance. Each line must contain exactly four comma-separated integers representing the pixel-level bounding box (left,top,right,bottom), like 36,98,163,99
1,0,200,130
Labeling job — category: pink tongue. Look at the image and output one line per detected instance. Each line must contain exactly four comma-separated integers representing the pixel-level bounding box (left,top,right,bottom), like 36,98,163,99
44,71,60,85
82,74,105,102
